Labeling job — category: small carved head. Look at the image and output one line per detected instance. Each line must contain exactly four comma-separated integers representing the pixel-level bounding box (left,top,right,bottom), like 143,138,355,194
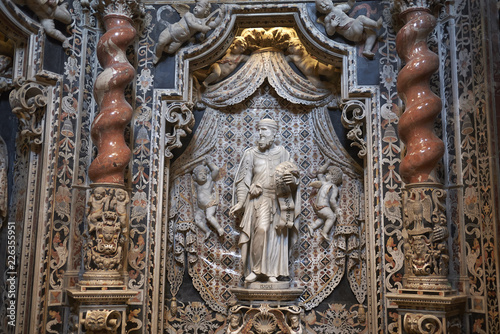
229,312,242,328
257,118,278,151
288,313,301,329
316,0,334,14
115,189,128,202
194,0,211,18
326,166,343,185
193,164,210,184
94,187,106,200
287,38,305,55
230,36,248,53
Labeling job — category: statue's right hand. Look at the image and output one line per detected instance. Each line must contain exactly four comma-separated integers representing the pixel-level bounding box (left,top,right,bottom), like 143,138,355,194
249,184,263,197
230,202,244,218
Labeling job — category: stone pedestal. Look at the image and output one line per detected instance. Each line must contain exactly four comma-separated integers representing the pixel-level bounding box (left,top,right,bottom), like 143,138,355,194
387,291,466,334
229,282,304,334
67,288,137,334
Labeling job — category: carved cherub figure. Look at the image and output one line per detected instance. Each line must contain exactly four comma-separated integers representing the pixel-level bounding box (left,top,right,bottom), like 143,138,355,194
308,162,342,240
192,156,224,240
14,0,72,48
110,189,129,228
315,0,382,58
87,187,110,228
153,0,224,64
285,38,339,88
203,36,249,87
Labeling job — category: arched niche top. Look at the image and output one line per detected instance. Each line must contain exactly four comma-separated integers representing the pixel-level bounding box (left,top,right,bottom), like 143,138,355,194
155,3,368,103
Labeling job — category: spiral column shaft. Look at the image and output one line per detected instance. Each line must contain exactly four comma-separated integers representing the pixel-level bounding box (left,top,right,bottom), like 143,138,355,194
88,14,136,185
388,7,467,332
397,9,444,184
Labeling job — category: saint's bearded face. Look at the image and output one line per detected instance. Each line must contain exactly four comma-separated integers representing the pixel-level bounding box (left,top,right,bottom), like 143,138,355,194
257,125,276,151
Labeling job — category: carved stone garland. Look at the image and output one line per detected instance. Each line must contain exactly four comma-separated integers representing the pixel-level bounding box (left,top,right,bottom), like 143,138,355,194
387,1,466,332
67,1,143,332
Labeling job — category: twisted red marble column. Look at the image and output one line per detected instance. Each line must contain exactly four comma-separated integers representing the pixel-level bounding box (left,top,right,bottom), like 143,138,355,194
88,14,136,185
396,8,444,184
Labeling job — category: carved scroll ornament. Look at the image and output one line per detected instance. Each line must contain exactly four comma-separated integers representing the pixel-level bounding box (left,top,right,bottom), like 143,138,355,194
404,313,442,334
341,100,367,158
9,80,48,149
165,102,195,159
82,309,121,334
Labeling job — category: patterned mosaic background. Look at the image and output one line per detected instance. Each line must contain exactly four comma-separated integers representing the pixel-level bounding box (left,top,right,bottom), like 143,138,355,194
166,85,365,315
0,0,499,333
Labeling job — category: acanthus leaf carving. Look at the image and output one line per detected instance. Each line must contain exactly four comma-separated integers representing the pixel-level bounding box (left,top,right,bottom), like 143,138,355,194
9,79,48,150
165,102,195,159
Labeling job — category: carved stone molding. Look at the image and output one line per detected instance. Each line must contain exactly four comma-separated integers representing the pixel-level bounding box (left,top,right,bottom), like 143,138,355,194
82,309,121,334
341,100,367,158
164,102,195,159
9,79,48,150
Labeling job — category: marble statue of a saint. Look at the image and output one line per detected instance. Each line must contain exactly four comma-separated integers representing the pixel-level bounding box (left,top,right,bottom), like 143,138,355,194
230,118,300,283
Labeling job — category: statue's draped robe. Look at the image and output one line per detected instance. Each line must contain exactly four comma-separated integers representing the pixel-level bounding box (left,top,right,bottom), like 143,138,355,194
234,146,300,278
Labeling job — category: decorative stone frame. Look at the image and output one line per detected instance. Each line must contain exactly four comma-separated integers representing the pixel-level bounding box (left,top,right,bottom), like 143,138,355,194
149,4,380,332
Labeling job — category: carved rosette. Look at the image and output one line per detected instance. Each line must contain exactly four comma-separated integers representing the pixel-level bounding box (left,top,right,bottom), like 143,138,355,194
9,80,48,150
228,304,303,334
395,4,444,184
404,313,442,334
82,309,122,334
402,183,450,290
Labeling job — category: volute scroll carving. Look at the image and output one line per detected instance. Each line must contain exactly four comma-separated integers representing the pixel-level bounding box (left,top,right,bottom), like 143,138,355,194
341,100,367,158
404,313,443,334
9,79,48,150
164,101,195,159
81,309,122,334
